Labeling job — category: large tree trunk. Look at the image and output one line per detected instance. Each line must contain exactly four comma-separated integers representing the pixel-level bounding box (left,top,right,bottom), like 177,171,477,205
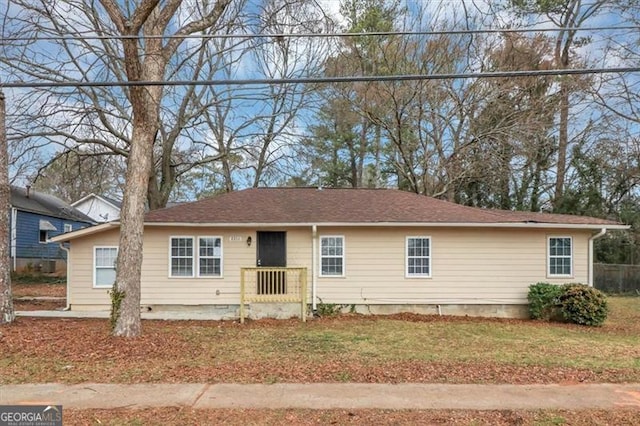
0,91,14,324
103,0,166,337
113,128,155,336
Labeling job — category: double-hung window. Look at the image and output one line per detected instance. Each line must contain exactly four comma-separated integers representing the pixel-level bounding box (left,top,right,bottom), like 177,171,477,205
94,246,118,288
548,236,572,277
170,237,194,277
170,236,223,278
198,237,222,277
320,236,344,276
406,236,431,277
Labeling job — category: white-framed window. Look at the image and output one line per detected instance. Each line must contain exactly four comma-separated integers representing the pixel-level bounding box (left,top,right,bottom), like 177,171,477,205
320,236,344,277
198,236,222,277
94,246,118,288
170,236,195,277
64,223,73,233
39,230,48,243
406,236,431,278
548,236,572,277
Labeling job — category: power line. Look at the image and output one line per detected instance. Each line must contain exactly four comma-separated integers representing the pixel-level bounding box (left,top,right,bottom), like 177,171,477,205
2,25,639,42
2,67,639,89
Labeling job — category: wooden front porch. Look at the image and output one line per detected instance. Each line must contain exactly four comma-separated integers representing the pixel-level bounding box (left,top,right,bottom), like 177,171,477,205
240,267,307,323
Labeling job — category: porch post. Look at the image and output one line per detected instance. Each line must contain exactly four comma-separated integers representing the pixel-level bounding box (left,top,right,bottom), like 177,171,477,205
300,268,307,322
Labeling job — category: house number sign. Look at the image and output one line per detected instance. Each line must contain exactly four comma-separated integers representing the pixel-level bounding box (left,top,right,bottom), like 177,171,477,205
229,236,243,242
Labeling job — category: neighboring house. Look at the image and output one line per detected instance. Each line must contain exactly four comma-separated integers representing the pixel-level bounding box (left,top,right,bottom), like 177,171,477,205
71,193,122,223
51,187,627,319
11,186,95,274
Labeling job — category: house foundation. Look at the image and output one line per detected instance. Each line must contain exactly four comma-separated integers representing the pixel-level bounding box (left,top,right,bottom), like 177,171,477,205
69,303,530,320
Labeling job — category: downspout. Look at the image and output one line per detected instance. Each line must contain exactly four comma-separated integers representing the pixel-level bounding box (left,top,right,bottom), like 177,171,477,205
312,225,318,313
10,207,16,271
588,228,607,287
59,243,71,310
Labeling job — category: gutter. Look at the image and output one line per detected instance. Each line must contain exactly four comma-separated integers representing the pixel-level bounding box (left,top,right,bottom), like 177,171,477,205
143,221,629,230
588,228,607,286
59,243,71,310
311,225,318,313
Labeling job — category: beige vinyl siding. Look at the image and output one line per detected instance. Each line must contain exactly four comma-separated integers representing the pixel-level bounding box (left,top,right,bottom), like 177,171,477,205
138,227,311,305
67,228,120,307
67,227,313,307
314,227,591,305
67,225,591,308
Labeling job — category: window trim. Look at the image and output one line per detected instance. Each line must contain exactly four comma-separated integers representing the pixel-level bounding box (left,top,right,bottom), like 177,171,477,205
63,223,73,233
169,236,196,278
93,246,118,288
38,230,49,244
547,236,573,278
196,236,224,278
319,235,345,277
405,236,432,278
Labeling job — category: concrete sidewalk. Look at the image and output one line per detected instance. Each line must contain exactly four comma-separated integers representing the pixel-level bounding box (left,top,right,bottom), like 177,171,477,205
1,383,640,410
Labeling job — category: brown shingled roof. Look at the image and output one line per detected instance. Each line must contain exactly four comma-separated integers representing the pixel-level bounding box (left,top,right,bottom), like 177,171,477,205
144,187,621,226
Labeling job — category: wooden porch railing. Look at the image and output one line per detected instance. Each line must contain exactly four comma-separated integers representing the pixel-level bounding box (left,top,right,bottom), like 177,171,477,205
240,267,307,323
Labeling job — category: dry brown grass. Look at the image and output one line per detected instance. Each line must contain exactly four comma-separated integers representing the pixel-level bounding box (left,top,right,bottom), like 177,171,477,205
2,297,639,385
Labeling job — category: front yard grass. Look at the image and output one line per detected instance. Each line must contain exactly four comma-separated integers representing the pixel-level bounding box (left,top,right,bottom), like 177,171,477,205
1,297,639,384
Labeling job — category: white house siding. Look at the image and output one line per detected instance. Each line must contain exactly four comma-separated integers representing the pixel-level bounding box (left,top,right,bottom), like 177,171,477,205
73,198,121,223
66,225,591,310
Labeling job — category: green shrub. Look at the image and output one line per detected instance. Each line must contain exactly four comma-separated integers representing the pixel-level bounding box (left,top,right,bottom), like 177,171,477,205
528,282,563,320
557,284,608,326
313,298,343,317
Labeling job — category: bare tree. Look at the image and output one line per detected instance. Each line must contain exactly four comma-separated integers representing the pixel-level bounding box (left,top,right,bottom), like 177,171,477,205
173,0,332,193
1,0,245,210
93,0,235,337
509,0,608,209
31,148,125,203
0,90,14,324
462,32,557,210
242,0,331,187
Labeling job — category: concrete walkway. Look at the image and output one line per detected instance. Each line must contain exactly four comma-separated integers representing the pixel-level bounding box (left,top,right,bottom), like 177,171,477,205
16,310,237,321
1,383,640,410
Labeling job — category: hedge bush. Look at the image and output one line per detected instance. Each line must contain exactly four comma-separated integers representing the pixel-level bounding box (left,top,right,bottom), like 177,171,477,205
557,283,608,326
527,282,563,320
527,282,608,326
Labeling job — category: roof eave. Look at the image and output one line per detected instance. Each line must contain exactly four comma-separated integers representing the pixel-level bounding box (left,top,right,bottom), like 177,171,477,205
143,221,629,230
49,222,120,243
12,205,94,224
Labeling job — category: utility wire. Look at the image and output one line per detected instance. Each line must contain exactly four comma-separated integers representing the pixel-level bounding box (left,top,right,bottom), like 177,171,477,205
2,25,639,42
2,67,638,89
